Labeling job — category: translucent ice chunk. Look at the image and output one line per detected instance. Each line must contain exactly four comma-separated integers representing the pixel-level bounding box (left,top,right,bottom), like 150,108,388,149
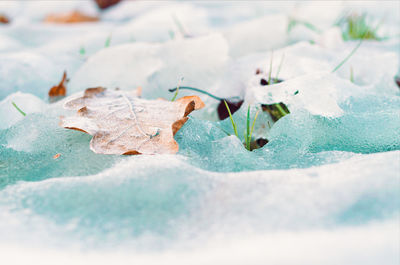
175,117,357,172
247,73,350,117
236,40,398,98
267,96,400,154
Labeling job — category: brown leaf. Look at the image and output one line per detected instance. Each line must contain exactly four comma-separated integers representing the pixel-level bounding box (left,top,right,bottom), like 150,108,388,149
0,14,10,24
44,11,99,24
94,0,122,10
60,87,204,155
49,71,68,99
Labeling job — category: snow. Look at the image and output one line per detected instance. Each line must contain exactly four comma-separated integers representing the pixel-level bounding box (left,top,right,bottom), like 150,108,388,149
0,1,399,264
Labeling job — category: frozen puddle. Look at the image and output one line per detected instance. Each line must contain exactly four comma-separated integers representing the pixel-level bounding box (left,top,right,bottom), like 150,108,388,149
0,1,399,264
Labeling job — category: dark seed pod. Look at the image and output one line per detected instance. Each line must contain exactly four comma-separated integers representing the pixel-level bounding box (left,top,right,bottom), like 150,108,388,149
256,138,268,148
260,78,269,86
260,78,284,86
395,75,400,89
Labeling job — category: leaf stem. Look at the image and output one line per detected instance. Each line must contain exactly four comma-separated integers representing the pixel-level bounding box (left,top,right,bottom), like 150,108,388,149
169,86,223,101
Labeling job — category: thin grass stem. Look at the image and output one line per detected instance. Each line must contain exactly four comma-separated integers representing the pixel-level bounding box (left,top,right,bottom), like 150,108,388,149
11,101,26,116
268,50,274,84
350,66,354,83
245,105,251,150
104,34,112,48
171,77,184,101
224,100,238,137
250,109,260,137
169,86,223,101
275,103,288,117
332,39,363,73
275,53,285,83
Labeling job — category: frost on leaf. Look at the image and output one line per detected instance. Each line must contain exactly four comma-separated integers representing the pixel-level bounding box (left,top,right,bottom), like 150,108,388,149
44,11,99,24
60,87,205,155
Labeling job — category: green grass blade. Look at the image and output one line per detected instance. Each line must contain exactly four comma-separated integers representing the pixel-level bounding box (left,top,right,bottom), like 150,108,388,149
350,66,354,83
171,77,184,101
287,18,321,34
245,105,251,150
79,46,85,55
172,14,188,37
302,21,322,33
171,86,179,101
275,53,285,83
224,100,238,137
250,109,260,137
268,50,274,84
332,39,363,73
275,103,288,117
11,101,26,116
105,35,112,48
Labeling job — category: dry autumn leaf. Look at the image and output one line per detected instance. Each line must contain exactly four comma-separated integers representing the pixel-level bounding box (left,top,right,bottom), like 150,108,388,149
61,87,204,155
44,11,99,24
95,0,122,10
0,14,10,24
49,71,68,99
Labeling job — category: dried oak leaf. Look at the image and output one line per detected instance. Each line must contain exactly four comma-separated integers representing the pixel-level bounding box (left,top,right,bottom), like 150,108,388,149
95,0,122,10
61,87,204,155
49,71,68,99
44,11,99,24
0,14,10,24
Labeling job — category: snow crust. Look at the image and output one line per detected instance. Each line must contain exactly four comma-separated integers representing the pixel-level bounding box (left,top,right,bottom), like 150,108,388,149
0,1,399,264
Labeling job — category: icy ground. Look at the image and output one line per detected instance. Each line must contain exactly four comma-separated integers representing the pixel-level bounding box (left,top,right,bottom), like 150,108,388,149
0,1,399,264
